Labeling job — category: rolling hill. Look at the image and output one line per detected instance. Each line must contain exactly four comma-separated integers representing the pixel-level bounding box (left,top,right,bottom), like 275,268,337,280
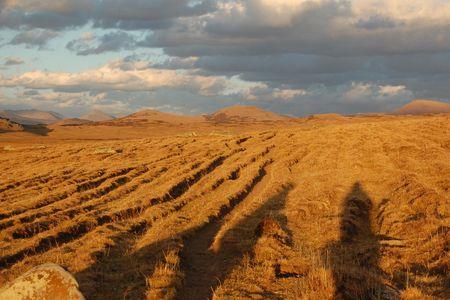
205,105,290,123
393,99,450,115
0,110,63,125
109,109,205,125
107,105,292,127
81,110,115,122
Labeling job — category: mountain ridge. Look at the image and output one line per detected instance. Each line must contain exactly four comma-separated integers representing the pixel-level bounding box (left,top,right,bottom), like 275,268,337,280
0,109,63,125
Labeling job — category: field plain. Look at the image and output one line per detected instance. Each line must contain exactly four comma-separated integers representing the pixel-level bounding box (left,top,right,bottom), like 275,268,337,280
0,114,449,299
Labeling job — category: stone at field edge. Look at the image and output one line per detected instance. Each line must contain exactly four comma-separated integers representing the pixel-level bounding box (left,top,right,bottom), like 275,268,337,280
0,263,85,300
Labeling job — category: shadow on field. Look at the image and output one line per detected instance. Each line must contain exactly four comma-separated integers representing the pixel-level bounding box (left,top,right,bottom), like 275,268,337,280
176,183,293,300
324,182,386,300
75,184,293,300
23,125,53,136
0,125,53,136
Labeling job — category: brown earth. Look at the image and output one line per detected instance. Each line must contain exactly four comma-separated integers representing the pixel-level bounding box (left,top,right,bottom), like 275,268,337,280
0,114,448,300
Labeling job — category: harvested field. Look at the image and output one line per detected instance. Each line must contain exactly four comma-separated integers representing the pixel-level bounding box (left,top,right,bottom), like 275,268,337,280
0,115,449,299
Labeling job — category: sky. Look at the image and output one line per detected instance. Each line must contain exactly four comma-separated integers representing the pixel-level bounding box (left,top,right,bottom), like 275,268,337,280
0,0,449,117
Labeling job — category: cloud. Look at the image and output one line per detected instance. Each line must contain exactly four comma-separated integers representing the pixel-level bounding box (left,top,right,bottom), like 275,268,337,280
355,14,402,30
272,88,308,100
92,0,216,29
264,82,412,115
66,31,138,55
352,0,450,22
378,85,408,96
1,1,449,116
4,1,450,57
4,56,24,66
0,0,216,30
9,28,58,48
0,78,414,117
0,59,229,96
0,1,91,29
338,82,413,110
135,0,450,102
146,0,450,58
0,88,132,116
152,56,199,70
228,82,308,102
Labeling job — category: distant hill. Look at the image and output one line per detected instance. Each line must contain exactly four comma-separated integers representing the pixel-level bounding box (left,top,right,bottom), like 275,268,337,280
53,118,93,126
109,105,292,126
80,110,114,122
0,117,24,132
206,105,290,123
307,113,346,120
111,109,205,125
393,99,450,115
0,109,63,125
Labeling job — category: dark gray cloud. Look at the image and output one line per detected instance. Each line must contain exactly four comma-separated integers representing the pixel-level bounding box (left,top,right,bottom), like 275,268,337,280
192,54,365,83
66,31,138,55
147,1,450,58
23,89,40,96
4,56,24,66
0,1,91,29
9,29,58,48
92,0,216,29
355,15,402,30
140,0,450,102
0,0,215,30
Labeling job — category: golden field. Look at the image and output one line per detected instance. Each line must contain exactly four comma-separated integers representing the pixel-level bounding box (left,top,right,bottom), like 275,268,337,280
0,114,449,299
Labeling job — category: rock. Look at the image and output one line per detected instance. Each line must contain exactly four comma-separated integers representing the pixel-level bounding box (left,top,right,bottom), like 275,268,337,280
0,264,85,300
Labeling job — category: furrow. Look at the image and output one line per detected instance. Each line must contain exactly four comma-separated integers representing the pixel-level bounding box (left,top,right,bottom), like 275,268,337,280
0,167,135,221
0,152,235,267
9,166,150,239
4,143,220,228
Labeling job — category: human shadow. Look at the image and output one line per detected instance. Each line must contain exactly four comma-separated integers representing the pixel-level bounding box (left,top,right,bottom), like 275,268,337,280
324,182,386,300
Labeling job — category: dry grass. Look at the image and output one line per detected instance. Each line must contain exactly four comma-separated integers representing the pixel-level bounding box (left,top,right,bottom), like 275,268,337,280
146,249,184,300
0,114,449,299
93,147,123,154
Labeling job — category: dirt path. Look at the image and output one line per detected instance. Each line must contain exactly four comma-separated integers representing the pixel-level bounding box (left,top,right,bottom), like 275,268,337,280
177,221,225,300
